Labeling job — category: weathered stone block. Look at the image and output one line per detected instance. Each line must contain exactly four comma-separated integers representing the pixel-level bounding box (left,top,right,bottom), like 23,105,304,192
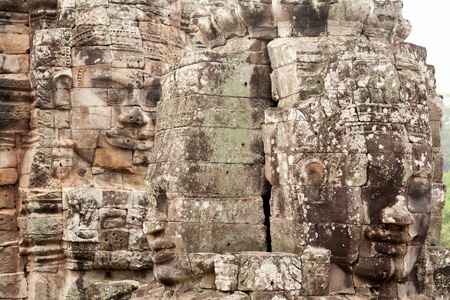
431,184,446,215
93,149,133,168
72,25,111,46
109,24,141,47
64,230,99,243
425,215,442,246
167,197,265,225
129,251,153,269
0,33,29,54
164,222,267,253
143,58,168,76
156,95,271,130
271,63,324,101
215,254,239,291
132,191,149,208
0,168,18,185
58,8,76,28
126,209,145,227
94,250,130,269
0,74,30,90
161,57,271,99
152,127,264,165
0,185,14,209
72,65,112,88
63,187,103,209
65,208,99,231
123,166,148,190
0,150,17,169
0,54,29,73
317,223,360,264
128,230,150,251
0,273,27,299
0,231,18,247
99,230,129,250
22,216,63,236
111,68,143,89
93,169,124,189
31,46,71,69
33,28,72,47
75,7,109,26
72,130,100,149
327,0,371,36
72,46,112,67
249,292,290,300
88,280,136,299
30,109,70,129
103,190,132,208
99,208,126,229
210,5,248,39
141,88,159,110
110,47,144,69
237,252,302,291
236,2,276,40
433,151,444,184
108,88,141,106
0,0,28,12
270,217,300,253
71,107,111,129
76,0,108,7
149,161,268,198
71,88,108,107
301,246,331,296
268,37,325,69
362,0,404,40
0,246,19,273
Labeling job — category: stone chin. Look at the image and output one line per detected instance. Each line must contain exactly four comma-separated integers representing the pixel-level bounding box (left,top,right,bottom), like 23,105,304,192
353,255,413,283
153,253,193,286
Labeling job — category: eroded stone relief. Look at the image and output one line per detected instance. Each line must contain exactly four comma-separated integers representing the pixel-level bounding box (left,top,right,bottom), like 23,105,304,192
0,0,449,299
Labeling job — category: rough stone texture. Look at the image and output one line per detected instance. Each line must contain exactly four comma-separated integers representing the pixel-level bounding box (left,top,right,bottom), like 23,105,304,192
0,0,448,299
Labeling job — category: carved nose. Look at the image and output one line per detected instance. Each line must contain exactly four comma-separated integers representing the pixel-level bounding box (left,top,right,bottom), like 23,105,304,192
381,195,413,225
119,108,149,126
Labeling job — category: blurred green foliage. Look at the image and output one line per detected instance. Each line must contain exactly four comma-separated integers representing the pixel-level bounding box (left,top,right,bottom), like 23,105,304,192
440,171,450,247
440,94,450,246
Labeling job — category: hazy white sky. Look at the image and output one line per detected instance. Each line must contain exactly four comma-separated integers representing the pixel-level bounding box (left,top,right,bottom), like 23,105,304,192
402,1,450,93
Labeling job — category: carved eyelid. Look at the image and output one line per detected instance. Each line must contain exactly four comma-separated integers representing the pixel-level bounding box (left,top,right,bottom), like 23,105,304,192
407,177,429,198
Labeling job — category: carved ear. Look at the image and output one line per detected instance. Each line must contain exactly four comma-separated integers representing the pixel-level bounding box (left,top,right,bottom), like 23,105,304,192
305,162,326,186
299,160,327,186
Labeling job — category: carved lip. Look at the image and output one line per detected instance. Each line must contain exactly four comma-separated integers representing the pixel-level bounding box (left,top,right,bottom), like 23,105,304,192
364,226,411,256
153,252,176,264
373,242,407,255
364,226,412,244
105,129,153,150
149,239,176,252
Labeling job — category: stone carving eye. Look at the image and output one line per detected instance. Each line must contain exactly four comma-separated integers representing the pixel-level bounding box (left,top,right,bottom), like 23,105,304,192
408,177,429,198
407,177,431,213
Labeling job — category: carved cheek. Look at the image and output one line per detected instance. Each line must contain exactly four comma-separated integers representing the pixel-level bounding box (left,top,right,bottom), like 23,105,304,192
406,177,432,244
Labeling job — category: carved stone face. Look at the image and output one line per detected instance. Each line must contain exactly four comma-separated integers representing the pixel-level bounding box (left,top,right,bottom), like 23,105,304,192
297,126,432,283
69,66,154,170
266,37,433,286
353,139,432,282
144,51,272,285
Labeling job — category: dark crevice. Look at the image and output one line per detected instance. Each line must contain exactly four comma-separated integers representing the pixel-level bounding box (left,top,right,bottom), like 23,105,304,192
262,188,272,252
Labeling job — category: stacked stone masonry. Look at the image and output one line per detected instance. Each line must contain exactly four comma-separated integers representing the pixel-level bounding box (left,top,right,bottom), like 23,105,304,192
0,0,448,299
